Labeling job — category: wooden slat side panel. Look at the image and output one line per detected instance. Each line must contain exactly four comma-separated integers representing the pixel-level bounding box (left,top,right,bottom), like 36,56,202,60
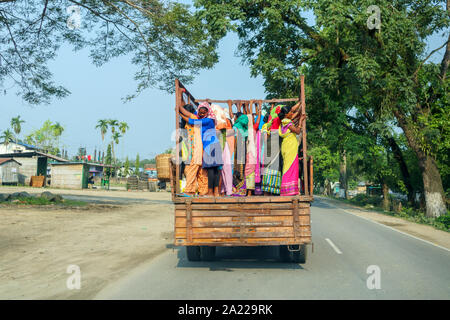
172,196,313,204
175,237,312,246
175,203,309,211
175,208,309,217
175,215,310,228
173,200,311,245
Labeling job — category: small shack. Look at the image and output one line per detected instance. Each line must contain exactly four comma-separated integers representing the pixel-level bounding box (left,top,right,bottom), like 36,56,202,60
0,158,22,185
0,151,67,186
50,162,89,189
50,162,115,189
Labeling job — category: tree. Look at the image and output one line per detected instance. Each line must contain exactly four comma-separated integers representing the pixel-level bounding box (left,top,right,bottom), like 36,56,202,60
25,120,65,155
105,143,112,178
119,122,129,134
0,129,14,151
0,0,219,104
135,153,140,176
196,0,449,217
108,119,119,134
111,131,122,164
124,156,130,177
95,119,109,142
10,115,25,145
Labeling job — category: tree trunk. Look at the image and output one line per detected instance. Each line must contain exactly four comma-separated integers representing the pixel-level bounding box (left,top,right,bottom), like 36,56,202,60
387,137,415,207
339,150,348,199
420,155,447,217
394,111,447,217
382,180,390,211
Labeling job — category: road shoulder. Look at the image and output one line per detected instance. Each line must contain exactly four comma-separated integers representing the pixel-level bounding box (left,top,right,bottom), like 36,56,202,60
316,196,450,251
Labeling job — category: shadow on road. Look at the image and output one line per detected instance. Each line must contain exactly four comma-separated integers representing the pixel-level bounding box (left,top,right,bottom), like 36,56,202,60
311,198,335,209
171,245,304,270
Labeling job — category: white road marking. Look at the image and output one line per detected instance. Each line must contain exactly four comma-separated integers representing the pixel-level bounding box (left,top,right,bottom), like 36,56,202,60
316,197,450,253
341,209,450,253
325,238,342,254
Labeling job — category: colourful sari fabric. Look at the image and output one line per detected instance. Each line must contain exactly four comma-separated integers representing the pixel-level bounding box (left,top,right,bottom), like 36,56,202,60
261,129,282,195
232,129,247,196
185,115,202,165
233,114,249,138
255,130,261,184
279,119,299,196
221,136,233,196
245,115,256,190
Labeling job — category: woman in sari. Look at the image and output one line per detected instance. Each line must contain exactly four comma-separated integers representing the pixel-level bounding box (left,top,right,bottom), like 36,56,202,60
179,102,223,196
245,101,257,196
261,105,283,195
278,104,305,196
232,103,248,196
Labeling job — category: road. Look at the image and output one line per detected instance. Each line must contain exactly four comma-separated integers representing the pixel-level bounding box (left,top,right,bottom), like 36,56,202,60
95,197,450,300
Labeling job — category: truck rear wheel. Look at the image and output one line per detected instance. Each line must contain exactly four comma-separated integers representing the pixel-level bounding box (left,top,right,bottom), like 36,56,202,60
186,246,201,261
292,244,307,264
200,246,216,261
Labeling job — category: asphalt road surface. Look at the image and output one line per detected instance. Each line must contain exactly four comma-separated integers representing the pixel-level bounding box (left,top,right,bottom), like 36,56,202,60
95,198,450,299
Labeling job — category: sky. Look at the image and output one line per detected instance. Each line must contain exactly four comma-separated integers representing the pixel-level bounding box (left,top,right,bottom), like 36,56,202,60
0,4,447,161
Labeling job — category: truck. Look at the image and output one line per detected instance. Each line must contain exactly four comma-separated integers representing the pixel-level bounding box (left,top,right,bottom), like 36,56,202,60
170,77,313,263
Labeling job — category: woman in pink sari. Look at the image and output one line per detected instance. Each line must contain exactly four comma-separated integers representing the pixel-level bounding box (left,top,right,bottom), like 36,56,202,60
278,105,304,196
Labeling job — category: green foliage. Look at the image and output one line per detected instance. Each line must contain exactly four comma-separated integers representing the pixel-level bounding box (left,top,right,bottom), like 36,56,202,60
0,0,219,104
124,157,130,177
196,0,449,216
135,153,140,176
0,129,14,146
309,146,339,187
105,144,112,178
0,196,87,207
349,194,382,207
10,115,25,136
25,120,64,155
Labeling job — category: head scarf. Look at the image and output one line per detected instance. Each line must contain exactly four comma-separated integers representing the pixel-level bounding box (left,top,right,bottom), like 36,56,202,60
210,104,229,129
198,102,213,119
266,104,285,129
233,113,249,138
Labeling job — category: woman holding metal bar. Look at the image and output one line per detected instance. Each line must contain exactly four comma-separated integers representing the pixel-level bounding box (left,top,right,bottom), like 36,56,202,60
278,104,305,196
179,102,223,196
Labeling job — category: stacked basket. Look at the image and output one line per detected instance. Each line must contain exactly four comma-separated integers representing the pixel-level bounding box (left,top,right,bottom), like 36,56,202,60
156,154,172,181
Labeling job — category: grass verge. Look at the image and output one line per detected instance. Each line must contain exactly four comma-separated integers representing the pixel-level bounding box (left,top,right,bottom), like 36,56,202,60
320,194,450,233
0,196,88,207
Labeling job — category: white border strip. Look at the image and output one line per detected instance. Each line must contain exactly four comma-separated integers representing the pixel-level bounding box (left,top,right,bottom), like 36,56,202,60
325,238,343,254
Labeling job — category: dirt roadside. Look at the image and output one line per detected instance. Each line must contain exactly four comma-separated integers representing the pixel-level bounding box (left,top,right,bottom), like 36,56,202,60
0,187,174,300
317,196,450,250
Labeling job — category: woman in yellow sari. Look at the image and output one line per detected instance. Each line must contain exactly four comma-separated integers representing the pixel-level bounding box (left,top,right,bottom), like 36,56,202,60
278,105,304,196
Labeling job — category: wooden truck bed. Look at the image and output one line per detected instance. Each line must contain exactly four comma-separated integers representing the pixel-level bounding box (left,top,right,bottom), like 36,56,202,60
173,196,312,247
171,77,313,262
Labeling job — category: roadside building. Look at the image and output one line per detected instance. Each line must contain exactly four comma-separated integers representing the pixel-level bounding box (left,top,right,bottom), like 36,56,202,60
144,165,157,181
50,162,115,189
0,158,22,185
0,140,41,154
0,151,67,186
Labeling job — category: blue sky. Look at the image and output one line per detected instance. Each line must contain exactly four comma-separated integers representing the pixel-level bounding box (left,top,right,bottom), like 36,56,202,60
0,4,447,161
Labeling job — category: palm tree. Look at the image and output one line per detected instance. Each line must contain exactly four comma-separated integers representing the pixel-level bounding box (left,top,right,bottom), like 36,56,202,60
119,121,129,134
1,129,15,152
95,119,109,142
111,132,122,164
108,119,119,134
11,116,25,146
51,122,64,155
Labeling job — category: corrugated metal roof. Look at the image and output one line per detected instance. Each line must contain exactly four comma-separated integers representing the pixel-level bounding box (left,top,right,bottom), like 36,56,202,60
0,151,68,162
0,158,22,165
